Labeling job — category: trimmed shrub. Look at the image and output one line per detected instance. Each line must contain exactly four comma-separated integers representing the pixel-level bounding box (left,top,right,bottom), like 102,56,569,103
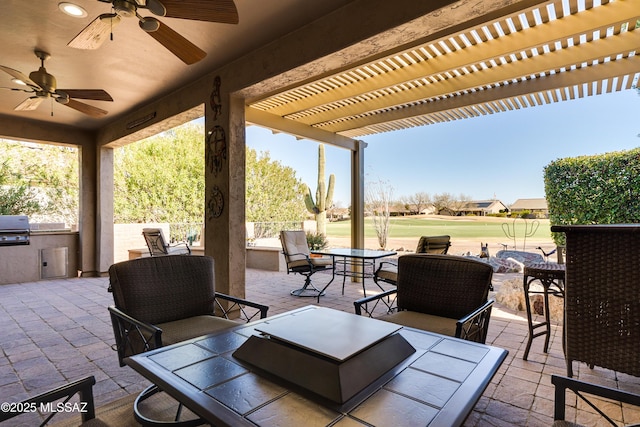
544,147,640,244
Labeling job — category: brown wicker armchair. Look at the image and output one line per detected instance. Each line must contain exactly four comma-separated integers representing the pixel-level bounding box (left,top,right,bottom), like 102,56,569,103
355,254,494,343
551,224,640,378
108,255,268,367
108,255,268,426
373,235,451,287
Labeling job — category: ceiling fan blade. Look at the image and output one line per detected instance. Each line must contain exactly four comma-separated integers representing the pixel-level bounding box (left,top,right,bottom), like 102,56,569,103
15,96,45,111
142,18,206,65
0,86,33,93
158,0,238,24
57,89,113,102
68,14,122,50
61,98,108,118
0,65,41,90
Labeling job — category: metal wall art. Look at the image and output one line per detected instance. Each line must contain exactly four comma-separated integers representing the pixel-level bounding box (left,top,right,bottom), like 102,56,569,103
208,185,224,219
209,75,222,121
206,125,227,177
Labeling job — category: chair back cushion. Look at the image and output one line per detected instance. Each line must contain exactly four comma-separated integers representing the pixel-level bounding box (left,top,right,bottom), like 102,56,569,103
397,254,492,319
280,230,310,263
109,255,216,324
415,235,451,254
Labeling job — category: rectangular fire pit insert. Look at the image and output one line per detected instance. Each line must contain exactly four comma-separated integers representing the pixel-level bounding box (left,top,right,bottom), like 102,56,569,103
233,307,415,403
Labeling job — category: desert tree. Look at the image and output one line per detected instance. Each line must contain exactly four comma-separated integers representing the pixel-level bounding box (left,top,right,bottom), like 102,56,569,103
366,179,394,249
404,191,431,214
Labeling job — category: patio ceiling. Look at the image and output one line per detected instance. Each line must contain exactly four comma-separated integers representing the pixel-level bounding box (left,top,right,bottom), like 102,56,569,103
246,0,640,139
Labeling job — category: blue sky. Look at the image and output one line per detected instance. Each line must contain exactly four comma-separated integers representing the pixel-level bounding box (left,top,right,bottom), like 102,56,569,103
246,89,639,208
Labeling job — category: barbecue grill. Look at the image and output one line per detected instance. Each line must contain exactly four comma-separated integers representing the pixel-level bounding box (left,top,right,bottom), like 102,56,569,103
0,215,30,246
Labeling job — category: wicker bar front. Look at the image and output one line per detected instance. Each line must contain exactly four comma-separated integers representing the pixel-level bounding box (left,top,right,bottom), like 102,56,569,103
551,225,640,378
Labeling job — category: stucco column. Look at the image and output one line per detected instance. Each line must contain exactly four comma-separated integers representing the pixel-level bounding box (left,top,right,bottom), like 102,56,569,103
204,77,246,297
78,142,97,276
351,140,366,250
96,146,114,275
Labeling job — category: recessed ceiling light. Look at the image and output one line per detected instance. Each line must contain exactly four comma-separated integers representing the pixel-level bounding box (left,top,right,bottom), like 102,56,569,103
58,2,88,18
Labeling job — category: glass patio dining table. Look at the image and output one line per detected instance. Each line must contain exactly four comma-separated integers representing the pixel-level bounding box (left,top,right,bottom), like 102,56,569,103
310,248,397,301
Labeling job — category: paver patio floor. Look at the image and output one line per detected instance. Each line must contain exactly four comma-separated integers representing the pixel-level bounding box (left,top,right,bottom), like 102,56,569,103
0,268,638,426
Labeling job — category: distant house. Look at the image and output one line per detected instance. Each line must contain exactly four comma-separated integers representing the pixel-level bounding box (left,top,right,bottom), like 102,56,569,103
510,198,548,218
456,200,508,216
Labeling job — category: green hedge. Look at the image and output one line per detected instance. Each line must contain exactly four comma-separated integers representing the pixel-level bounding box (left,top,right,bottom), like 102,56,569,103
544,147,640,244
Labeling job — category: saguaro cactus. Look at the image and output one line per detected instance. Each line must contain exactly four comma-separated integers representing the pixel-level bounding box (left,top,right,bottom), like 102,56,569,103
303,144,335,235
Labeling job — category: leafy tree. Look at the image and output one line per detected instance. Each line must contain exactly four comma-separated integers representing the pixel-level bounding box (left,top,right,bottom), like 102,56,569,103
114,124,205,223
0,160,41,215
0,139,78,224
245,147,307,224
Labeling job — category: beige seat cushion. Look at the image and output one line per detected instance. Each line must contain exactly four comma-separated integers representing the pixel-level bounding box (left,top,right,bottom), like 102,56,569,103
376,265,397,283
157,315,239,345
381,311,458,336
310,256,333,267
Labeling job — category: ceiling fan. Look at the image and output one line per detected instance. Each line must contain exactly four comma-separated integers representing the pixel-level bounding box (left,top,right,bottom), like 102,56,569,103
0,50,113,118
68,0,239,65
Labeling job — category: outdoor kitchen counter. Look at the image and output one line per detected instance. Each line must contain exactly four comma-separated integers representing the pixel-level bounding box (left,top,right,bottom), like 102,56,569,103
0,230,79,285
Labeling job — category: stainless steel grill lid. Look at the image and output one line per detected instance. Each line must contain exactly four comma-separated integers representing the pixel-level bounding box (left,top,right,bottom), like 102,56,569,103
0,215,30,245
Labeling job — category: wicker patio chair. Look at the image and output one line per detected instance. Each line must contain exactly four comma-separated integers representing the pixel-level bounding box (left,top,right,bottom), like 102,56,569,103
551,224,640,378
108,255,268,426
108,255,268,367
142,227,191,256
373,235,451,287
355,254,494,343
280,230,333,297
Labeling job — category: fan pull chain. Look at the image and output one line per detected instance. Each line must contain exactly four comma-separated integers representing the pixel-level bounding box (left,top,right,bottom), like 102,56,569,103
110,6,115,41
50,97,54,117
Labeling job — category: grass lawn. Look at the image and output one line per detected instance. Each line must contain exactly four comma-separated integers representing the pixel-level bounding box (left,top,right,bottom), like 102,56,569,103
326,215,552,241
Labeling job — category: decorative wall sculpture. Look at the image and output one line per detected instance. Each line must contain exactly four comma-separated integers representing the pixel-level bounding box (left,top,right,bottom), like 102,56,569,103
209,75,222,121
206,125,227,177
208,185,224,219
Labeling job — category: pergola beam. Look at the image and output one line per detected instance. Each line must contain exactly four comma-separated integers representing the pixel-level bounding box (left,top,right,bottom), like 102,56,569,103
245,107,358,151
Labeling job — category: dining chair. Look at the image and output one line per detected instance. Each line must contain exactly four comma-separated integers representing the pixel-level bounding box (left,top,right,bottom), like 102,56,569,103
373,235,451,287
355,254,494,343
280,229,333,297
142,227,191,256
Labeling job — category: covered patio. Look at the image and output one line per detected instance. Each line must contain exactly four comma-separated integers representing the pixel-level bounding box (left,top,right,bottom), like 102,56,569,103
1,0,640,425
4,269,637,426
1,0,638,293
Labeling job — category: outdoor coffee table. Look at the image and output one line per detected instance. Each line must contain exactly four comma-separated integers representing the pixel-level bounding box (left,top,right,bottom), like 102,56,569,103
311,248,397,301
126,305,507,427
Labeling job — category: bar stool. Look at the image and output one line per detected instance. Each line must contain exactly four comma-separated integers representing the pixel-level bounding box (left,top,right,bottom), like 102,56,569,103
522,262,565,360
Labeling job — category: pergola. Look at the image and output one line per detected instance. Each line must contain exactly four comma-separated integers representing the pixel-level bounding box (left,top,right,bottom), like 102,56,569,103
1,0,638,296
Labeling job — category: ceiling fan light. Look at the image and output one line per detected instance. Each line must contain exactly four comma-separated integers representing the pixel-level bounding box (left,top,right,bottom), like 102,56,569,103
58,2,88,18
139,18,160,32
